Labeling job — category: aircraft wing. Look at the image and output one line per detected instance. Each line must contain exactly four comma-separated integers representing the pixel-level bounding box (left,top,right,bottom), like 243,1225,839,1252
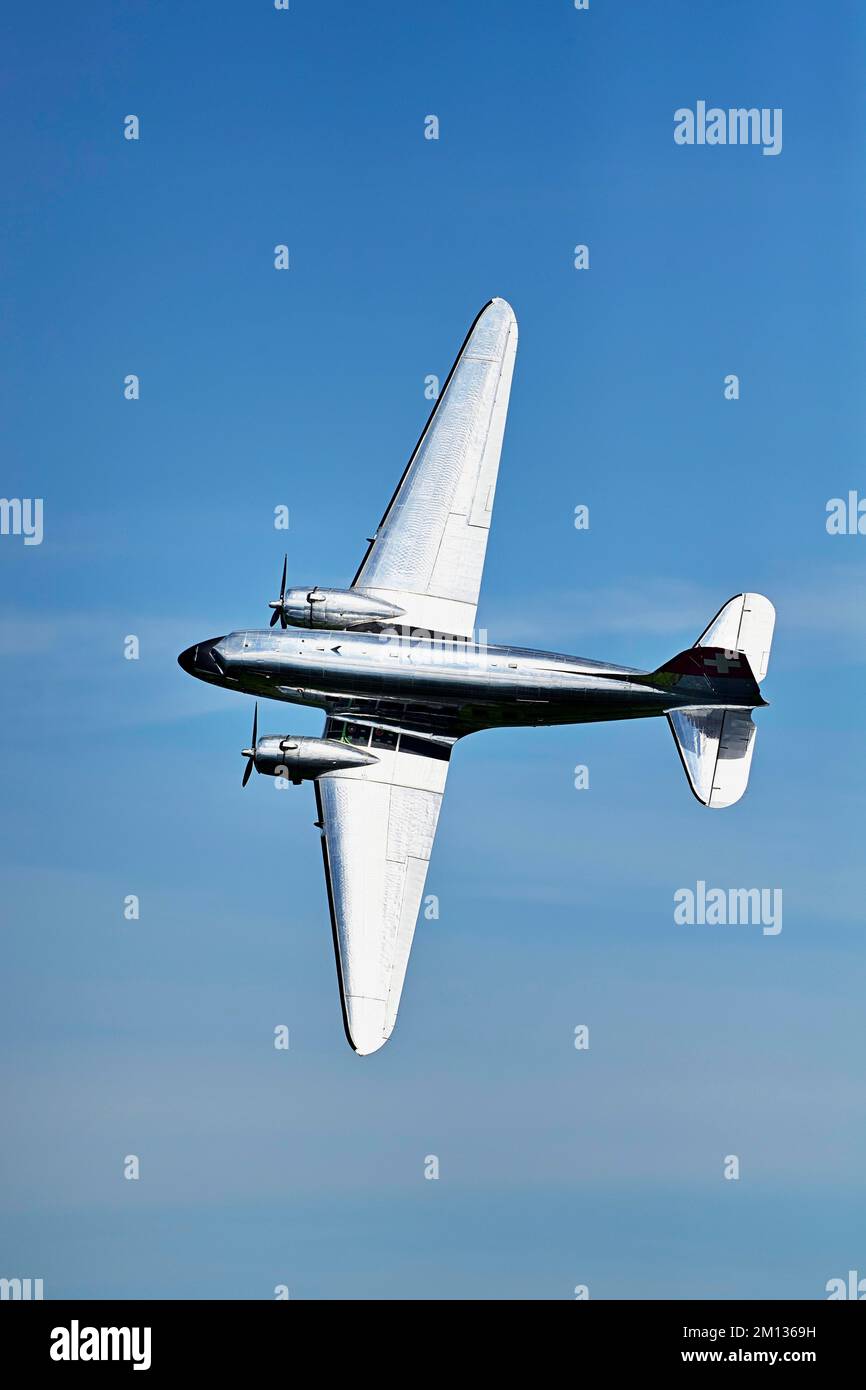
351,298,518,639
314,718,452,1054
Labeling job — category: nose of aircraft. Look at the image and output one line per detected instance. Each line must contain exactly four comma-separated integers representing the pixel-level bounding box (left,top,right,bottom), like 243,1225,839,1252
178,637,226,679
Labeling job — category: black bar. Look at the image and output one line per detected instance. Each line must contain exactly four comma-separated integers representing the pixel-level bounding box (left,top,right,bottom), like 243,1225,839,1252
3,1298,861,1375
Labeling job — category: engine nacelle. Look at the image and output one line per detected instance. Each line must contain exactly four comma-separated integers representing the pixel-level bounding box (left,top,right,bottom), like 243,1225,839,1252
252,734,378,784
276,587,405,631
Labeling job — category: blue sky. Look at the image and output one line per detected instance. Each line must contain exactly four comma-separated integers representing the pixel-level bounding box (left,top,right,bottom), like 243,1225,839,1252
2,0,865,1299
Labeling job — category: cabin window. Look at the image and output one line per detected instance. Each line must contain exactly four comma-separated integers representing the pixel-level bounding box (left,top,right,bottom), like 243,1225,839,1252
330,721,371,747
371,727,398,751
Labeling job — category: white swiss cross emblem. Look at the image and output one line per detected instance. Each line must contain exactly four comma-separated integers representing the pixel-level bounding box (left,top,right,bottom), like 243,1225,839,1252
702,650,740,674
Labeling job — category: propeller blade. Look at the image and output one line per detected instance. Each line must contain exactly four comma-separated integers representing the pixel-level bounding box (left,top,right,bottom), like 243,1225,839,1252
278,554,288,627
269,554,289,627
241,703,258,787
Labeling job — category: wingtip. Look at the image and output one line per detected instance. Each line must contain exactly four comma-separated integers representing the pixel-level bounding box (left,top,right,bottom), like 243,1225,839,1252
344,994,392,1056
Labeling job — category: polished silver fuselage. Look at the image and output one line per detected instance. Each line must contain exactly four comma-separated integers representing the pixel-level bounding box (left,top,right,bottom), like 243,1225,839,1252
187,628,700,736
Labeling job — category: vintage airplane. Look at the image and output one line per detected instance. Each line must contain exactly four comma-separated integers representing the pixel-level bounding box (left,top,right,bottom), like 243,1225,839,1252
178,299,775,1055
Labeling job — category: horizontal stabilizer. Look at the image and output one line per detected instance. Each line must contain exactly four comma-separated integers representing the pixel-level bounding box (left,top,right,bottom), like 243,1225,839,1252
668,707,757,808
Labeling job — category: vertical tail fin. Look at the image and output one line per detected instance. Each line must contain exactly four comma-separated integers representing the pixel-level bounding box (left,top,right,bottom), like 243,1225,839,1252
666,593,774,808
695,592,775,682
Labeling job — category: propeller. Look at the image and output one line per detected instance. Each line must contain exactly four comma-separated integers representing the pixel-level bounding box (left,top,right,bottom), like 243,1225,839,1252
268,554,288,628
241,702,258,787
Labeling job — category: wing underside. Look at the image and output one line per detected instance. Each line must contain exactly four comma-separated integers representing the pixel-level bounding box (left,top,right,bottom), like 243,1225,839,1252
315,718,452,1054
315,300,516,1051
352,298,518,639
